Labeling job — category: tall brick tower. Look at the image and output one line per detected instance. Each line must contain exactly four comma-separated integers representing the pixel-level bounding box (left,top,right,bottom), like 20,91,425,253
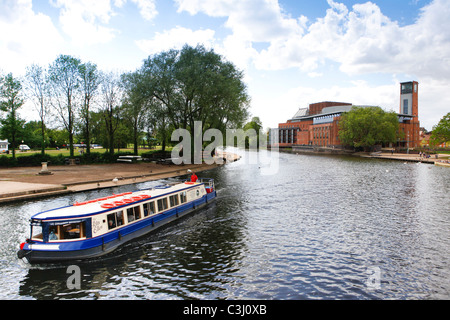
400,81,418,117
399,81,420,148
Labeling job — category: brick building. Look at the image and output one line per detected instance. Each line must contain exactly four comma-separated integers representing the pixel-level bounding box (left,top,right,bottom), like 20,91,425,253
271,81,420,149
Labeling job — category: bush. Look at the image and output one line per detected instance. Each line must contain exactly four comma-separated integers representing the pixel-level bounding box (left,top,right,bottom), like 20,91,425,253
16,153,55,166
141,150,171,159
0,155,17,167
0,151,137,167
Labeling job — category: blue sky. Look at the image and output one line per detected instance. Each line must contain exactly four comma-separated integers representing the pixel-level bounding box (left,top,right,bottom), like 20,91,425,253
1,0,449,130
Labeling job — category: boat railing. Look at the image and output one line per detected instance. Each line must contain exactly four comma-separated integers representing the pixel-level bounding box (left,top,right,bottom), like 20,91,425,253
198,178,215,189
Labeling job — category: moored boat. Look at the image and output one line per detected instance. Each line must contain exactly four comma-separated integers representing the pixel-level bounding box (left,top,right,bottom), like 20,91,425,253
17,178,216,264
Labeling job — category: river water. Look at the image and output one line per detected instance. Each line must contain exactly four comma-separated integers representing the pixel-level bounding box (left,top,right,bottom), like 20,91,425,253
1,149,449,300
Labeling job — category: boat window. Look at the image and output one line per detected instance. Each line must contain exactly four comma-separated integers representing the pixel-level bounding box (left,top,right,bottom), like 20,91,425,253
107,211,124,230
107,213,116,229
31,224,43,240
56,222,86,240
127,206,141,223
180,192,187,203
117,211,124,226
169,194,179,207
144,201,155,216
157,198,168,211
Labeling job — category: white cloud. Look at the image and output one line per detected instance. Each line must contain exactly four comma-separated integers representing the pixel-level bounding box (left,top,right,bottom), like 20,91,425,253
174,0,450,130
50,0,119,46
417,79,450,130
0,0,63,75
175,0,303,70
176,0,302,40
130,0,158,21
307,72,323,78
177,0,450,83
254,0,450,82
50,0,158,46
135,26,216,55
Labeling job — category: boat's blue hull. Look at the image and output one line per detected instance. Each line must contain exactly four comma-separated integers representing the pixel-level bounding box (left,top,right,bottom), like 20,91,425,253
18,191,216,263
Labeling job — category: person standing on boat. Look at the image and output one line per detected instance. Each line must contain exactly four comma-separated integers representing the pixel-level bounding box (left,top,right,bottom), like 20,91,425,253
191,172,198,182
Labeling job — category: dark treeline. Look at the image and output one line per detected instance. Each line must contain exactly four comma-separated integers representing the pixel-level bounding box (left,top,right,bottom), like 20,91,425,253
0,44,251,160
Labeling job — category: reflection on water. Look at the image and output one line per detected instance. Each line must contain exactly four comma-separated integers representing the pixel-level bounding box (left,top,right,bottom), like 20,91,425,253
1,150,449,299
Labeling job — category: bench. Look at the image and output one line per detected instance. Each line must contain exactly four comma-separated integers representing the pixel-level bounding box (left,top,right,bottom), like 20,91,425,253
65,158,80,165
117,155,142,163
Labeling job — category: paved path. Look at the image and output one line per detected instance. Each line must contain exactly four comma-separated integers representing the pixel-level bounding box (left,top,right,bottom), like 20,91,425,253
0,155,240,203
360,152,448,164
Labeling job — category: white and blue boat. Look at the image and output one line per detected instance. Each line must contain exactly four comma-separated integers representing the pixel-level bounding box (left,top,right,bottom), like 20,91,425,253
18,178,216,264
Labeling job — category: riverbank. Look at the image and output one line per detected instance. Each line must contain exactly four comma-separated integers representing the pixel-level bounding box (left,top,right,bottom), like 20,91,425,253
357,152,449,164
0,152,240,204
278,147,449,164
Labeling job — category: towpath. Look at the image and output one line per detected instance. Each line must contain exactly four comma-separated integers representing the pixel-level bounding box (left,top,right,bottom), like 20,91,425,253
359,152,448,164
0,151,240,204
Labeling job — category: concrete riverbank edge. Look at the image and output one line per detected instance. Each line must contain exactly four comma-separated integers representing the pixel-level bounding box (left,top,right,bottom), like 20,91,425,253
0,164,216,204
280,147,449,164
0,152,240,204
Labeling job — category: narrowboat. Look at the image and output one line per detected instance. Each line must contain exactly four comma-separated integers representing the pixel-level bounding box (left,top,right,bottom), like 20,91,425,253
17,178,216,264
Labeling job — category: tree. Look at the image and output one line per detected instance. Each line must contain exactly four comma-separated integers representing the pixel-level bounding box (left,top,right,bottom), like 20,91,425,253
243,116,263,149
99,71,123,154
338,106,399,151
0,73,25,159
121,71,149,155
24,64,50,155
138,44,249,159
430,112,450,147
47,55,82,158
19,121,47,149
78,61,100,155
140,49,179,152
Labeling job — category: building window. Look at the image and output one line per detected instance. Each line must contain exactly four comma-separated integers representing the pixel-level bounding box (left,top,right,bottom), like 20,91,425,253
403,99,409,114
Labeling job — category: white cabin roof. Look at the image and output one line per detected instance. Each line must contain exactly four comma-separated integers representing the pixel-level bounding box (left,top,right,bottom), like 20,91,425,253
32,181,202,220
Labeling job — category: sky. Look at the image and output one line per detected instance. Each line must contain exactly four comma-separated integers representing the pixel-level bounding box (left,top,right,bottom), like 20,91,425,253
1,0,449,131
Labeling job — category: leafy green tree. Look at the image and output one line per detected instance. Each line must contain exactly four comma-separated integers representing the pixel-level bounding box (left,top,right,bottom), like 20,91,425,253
24,64,50,155
47,54,82,158
243,116,263,149
138,50,177,152
89,110,109,148
0,73,25,159
99,71,123,154
18,121,46,149
138,44,249,159
78,61,100,155
430,112,450,147
121,71,149,155
338,106,399,151
46,128,69,149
